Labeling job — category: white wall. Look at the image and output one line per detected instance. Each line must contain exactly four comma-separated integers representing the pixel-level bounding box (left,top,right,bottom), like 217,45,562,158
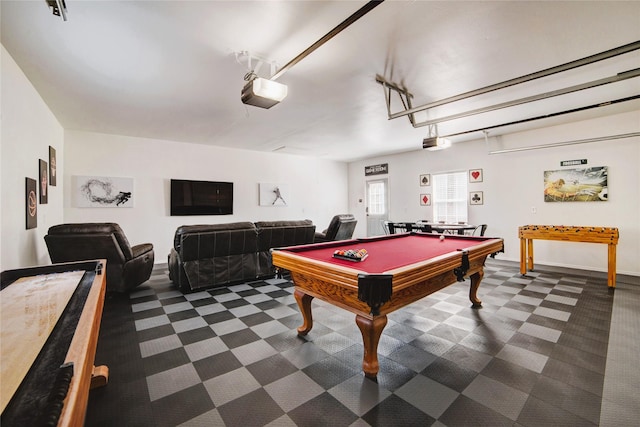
348,111,640,277
3,37,638,278
0,45,64,271
63,130,348,263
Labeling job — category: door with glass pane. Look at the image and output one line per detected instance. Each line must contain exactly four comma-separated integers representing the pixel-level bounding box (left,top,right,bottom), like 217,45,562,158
366,178,389,236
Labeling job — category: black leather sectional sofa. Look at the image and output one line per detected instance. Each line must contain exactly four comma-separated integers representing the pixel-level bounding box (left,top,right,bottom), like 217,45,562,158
168,220,315,292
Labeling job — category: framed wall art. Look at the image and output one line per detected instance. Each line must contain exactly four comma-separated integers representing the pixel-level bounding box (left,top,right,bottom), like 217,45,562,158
470,191,483,205
39,159,48,204
26,177,37,229
469,168,483,183
420,193,431,206
49,146,57,186
259,183,289,206
419,174,430,186
73,176,134,207
544,166,608,202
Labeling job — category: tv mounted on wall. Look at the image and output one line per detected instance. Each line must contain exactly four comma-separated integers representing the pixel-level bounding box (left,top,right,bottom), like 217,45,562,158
170,179,233,216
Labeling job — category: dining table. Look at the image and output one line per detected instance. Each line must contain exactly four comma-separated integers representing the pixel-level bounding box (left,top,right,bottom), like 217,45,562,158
387,221,476,235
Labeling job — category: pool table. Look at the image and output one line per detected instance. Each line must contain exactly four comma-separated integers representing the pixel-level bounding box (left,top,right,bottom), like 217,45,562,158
272,232,504,378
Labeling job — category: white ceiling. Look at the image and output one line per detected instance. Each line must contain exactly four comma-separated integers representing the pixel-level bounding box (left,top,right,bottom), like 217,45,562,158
2,1,639,162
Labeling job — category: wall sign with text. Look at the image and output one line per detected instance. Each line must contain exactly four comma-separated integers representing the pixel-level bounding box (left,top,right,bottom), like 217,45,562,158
365,163,388,176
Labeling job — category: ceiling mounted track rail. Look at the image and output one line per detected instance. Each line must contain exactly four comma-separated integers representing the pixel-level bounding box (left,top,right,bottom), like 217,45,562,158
488,132,640,155
441,94,640,138
377,40,640,123
270,0,384,81
413,68,640,128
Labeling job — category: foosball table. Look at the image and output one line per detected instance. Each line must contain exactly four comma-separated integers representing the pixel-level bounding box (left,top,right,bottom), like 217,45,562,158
518,225,619,287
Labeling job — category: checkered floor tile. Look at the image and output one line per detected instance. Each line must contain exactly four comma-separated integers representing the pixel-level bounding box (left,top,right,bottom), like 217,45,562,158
86,259,638,426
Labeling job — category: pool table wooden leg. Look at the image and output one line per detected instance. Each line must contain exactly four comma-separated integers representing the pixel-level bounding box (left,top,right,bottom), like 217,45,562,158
356,314,387,378
469,269,484,307
294,289,314,335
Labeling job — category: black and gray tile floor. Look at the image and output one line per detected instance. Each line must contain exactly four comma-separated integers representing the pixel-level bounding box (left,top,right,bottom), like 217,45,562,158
86,259,639,426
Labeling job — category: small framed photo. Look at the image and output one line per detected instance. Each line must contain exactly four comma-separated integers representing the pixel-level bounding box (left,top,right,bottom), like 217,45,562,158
49,146,57,186
470,191,483,205
469,168,483,183
39,159,48,204
420,193,431,206
419,174,430,186
26,177,37,229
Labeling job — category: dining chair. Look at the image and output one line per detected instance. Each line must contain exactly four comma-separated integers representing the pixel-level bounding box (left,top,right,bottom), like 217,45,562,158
472,224,488,236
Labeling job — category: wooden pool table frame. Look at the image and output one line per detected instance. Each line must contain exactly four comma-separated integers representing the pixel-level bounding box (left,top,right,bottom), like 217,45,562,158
272,233,504,378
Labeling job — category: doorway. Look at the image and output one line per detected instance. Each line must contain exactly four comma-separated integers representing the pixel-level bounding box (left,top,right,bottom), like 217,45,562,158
366,178,389,237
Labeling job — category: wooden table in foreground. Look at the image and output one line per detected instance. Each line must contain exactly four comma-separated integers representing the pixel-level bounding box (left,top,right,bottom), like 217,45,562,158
519,225,619,287
272,233,504,378
1,260,108,427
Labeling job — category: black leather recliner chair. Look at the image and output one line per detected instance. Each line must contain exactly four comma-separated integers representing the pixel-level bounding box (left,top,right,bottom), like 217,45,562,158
45,223,154,292
314,214,357,243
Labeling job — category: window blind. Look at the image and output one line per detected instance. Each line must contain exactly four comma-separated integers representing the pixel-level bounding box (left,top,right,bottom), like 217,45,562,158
433,171,467,223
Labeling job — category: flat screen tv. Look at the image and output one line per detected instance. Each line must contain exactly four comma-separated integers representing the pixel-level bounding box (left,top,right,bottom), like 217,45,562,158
170,179,233,216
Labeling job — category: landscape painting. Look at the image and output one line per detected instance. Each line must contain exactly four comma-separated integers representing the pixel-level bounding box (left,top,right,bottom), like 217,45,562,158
544,166,608,202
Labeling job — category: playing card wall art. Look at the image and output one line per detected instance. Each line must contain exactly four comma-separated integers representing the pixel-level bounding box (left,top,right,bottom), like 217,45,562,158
470,191,484,205
73,176,134,207
469,169,483,183
544,166,608,202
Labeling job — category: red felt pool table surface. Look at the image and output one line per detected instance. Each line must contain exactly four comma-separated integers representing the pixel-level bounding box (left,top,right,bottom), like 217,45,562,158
284,233,492,273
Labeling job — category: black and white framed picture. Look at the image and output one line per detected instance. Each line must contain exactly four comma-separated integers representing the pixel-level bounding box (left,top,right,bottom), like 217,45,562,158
26,177,37,229
259,183,289,206
73,175,134,207
39,159,48,204
419,174,430,186
470,191,483,205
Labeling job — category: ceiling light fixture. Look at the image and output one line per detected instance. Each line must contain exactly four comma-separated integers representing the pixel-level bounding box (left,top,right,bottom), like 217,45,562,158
46,0,67,21
423,136,451,151
422,124,451,151
241,76,288,109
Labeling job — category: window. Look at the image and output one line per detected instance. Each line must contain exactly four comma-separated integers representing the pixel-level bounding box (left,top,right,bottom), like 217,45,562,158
433,171,467,223
368,180,386,215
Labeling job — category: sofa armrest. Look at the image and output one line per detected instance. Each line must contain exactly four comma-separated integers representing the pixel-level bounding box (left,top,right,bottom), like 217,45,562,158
132,243,154,258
